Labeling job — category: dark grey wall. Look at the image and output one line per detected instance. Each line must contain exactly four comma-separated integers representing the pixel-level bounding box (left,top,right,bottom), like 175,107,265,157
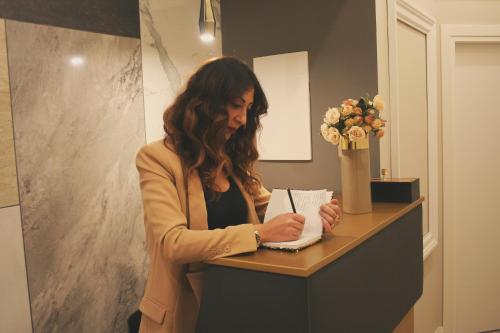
221,0,379,192
0,0,140,37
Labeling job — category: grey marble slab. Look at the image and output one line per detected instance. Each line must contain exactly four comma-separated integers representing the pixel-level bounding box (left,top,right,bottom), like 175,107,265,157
0,0,140,38
7,20,147,333
139,0,222,142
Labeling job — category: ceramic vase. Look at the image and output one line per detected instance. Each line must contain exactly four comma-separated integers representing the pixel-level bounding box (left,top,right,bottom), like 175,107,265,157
339,136,372,214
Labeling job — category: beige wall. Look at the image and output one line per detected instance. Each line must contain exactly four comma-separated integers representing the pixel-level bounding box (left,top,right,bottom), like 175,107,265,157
378,1,500,333
418,0,500,24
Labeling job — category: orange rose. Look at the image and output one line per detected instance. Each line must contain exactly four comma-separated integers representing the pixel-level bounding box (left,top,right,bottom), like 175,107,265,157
364,115,374,124
344,118,355,127
341,105,353,116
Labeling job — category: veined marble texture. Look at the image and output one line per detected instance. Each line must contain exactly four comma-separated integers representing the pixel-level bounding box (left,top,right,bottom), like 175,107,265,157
0,19,19,208
139,0,222,142
7,21,147,333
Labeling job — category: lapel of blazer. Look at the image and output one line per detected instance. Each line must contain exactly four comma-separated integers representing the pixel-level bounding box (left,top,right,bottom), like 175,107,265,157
186,169,208,231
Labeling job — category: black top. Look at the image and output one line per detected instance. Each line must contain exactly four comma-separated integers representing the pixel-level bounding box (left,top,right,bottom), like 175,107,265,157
204,177,248,230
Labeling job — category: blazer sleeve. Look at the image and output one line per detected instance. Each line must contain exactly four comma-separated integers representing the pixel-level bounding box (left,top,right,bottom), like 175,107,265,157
136,146,258,265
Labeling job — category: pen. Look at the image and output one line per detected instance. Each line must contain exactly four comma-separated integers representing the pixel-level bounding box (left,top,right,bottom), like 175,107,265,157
287,187,296,213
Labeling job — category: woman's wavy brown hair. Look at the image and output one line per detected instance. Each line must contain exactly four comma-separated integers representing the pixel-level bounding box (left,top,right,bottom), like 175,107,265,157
163,56,268,199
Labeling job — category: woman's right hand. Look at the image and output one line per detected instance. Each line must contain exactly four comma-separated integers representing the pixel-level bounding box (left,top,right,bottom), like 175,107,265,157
255,213,306,243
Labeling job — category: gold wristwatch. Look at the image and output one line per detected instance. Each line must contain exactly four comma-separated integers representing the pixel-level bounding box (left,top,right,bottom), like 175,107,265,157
254,230,262,247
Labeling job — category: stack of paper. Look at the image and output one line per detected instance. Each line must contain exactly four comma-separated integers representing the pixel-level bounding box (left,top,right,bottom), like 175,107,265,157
262,189,333,251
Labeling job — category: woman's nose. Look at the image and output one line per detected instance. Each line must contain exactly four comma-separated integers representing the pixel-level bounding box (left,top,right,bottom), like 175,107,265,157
235,110,246,125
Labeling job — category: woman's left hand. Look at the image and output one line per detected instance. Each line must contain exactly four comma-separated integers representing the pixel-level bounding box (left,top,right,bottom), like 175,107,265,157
319,198,342,233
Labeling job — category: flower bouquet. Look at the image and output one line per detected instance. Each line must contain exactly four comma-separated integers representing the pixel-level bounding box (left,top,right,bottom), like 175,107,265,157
321,95,386,214
321,95,386,149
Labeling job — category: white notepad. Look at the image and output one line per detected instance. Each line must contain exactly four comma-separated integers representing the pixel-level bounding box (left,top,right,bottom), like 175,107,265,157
262,189,333,251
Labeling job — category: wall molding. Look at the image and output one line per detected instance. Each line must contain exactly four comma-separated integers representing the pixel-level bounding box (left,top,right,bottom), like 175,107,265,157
387,0,438,260
375,0,391,174
441,23,500,333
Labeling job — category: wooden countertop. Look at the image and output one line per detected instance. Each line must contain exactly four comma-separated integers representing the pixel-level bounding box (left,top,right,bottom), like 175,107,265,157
207,197,425,277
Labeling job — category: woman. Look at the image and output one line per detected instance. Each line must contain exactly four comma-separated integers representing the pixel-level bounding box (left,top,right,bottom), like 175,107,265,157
136,56,341,333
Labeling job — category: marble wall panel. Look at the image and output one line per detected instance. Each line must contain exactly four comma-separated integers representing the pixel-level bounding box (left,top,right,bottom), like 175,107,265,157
7,20,147,333
0,19,20,207
0,0,140,38
0,205,33,333
139,0,222,142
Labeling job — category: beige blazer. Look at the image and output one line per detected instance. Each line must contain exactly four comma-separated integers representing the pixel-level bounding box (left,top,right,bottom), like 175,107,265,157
136,139,270,333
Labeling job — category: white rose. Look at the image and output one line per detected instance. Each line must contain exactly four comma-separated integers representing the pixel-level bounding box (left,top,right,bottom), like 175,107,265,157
373,95,385,111
324,107,340,125
341,105,353,116
320,123,329,139
348,126,366,142
327,127,341,145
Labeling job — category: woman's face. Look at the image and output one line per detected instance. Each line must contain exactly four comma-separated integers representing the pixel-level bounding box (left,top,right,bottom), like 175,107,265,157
225,87,254,140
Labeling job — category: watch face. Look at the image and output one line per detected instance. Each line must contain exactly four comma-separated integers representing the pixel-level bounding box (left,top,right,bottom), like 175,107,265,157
254,230,261,246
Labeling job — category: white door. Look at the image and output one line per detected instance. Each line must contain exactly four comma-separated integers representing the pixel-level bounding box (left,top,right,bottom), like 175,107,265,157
442,26,500,333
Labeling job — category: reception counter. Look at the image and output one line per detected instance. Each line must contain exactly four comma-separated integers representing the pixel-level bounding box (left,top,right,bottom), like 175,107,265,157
196,198,424,333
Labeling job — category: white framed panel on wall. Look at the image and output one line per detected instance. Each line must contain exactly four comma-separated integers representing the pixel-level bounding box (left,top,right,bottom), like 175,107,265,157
442,24,500,333
387,0,438,259
253,51,312,161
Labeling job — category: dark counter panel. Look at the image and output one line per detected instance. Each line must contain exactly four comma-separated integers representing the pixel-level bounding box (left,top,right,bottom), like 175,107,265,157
198,205,424,332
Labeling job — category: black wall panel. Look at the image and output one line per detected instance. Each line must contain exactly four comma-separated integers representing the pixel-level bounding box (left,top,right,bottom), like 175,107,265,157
0,0,140,38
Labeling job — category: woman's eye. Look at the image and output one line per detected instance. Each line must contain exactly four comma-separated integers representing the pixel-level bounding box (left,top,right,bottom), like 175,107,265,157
231,103,242,108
